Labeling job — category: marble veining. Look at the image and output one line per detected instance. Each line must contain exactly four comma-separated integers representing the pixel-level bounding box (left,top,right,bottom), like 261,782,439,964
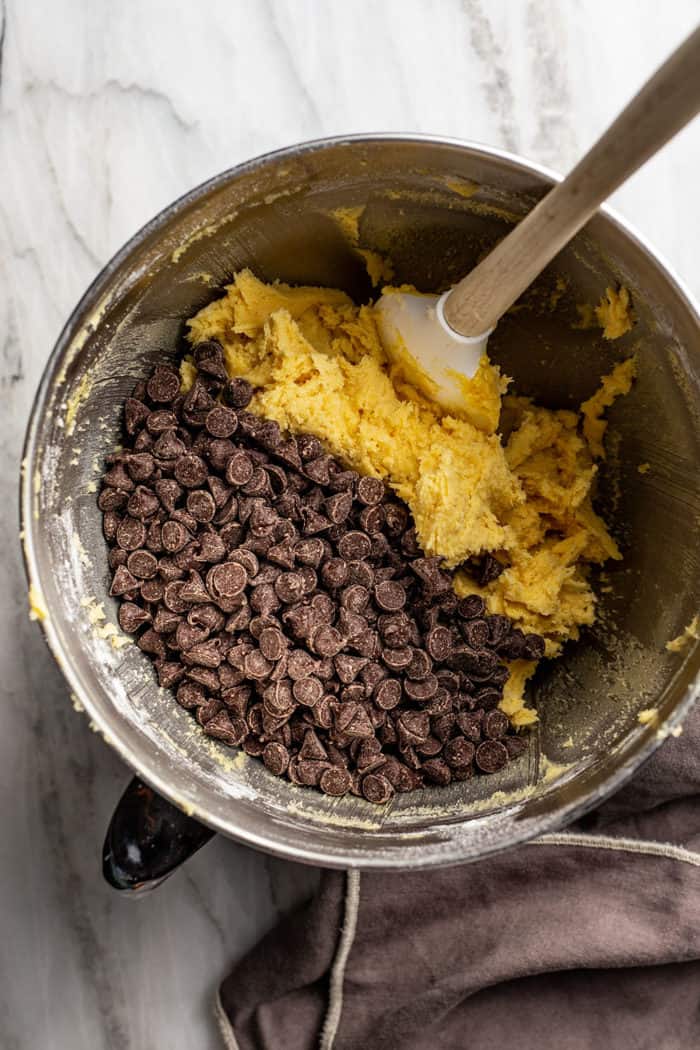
1,1,698,1046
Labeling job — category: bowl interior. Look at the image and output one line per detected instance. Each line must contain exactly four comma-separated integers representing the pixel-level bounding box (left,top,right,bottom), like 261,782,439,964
24,138,700,867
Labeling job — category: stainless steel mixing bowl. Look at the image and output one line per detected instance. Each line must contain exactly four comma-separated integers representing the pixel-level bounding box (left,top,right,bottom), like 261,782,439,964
21,136,700,873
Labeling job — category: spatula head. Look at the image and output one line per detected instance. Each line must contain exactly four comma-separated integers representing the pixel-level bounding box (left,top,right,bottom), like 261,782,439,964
375,288,488,414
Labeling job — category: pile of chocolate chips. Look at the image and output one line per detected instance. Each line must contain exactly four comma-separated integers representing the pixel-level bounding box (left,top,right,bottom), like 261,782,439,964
98,344,544,803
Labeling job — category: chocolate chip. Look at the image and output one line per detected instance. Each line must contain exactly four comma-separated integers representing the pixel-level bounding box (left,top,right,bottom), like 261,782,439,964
424,625,452,661
377,613,411,648
498,630,526,660
301,507,331,535
242,467,271,498
202,406,237,440
504,735,528,759
475,739,508,773
374,678,402,710
310,625,344,657
470,687,499,710
224,377,254,409
287,649,317,680
154,478,181,513
356,475,384,505
444,737,475,769
319,766,351,795
107,563,138,597
328,469,357,494
305,456,333,485
361,773,393,804
124,397,150,435
294,538,324,567
147,367,180,403
291,676,322,707
248,582,280,616
99,489,128,513
193,340,227,381
118,601,151,633
125,486,158,520
184,489,215,523
344,705,374,738
271,571,303,605
422,759,452,785
358,505,384,534
205,476,230,509
259,627,286,662
461,619,490,648
375,580,406,612
133,430,154,452
147,410,179,436
196,529,226,563
206,562,247,601
259,683,292,720
228,549,259,577
262,741,289,776
338,531,371,561
321,491,350,525
174,454,208,488
406,648,433,680
182,638,222,668
180,570,211,604
175,620,209,651
381,646,413,672
275,438,303,471
416,735,441,757
109,548,128,570
398,710,430,745
137,628,166,658
320,558,348,590
187,667,221,693
126,452,155,483
116,516,147,551
404,674,438,701
296,433,323,461
241,649,272,680
126,550,158,580
483,709,509,739
522,633,546,660
176,681,206,710
345,560,375,589
161,520,190,553
299,729,327,762
294,759,329,787
140,578,165,603
401,527,421,557
222,449,253,486
189,603,225,632
474,553,505,587
457,595,485,619
334,653,368,684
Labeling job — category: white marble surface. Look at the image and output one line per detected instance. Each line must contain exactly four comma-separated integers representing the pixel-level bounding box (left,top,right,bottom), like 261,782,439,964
1,1,699,1046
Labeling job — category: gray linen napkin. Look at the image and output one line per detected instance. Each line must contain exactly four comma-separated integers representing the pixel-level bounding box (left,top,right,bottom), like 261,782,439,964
217,704,700,1050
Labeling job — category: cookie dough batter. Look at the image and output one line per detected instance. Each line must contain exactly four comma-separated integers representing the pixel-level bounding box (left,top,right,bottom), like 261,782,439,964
576,285,634,340
185,271,631,671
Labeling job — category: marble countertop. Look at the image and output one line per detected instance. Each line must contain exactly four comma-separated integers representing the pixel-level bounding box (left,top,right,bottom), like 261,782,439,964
1,1,698,1046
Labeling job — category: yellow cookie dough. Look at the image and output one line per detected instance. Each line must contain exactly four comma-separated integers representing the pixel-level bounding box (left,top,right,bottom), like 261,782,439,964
576,285,634,340
185,270,633,719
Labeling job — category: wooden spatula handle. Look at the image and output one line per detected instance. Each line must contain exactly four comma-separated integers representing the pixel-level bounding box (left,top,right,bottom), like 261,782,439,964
443,24,700,338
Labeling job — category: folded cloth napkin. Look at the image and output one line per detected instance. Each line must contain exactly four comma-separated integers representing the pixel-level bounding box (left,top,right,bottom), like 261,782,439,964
217,705,700,1050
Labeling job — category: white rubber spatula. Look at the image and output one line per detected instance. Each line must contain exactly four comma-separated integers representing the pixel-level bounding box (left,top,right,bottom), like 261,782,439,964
377,24,700,415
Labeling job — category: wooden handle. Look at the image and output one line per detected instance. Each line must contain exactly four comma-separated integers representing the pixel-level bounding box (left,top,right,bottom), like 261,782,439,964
444,24,700,337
